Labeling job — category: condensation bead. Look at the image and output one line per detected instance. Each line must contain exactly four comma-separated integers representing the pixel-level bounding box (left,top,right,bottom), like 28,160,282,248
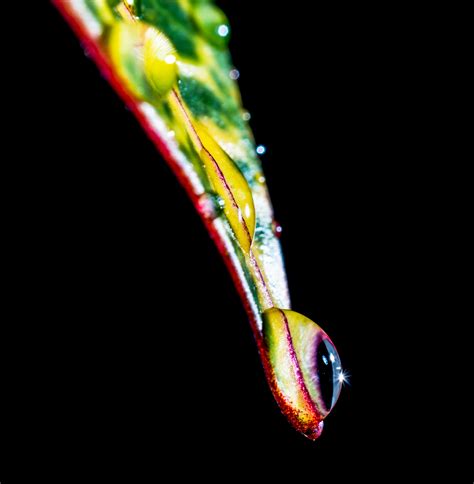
108,21,177,101
262,308,343,436
195,123,256,252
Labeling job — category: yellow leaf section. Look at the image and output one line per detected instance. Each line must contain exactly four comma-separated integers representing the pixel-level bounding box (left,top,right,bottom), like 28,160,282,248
263,308,317,426
194,123,256,252
91,0,116,25
198,117,253,169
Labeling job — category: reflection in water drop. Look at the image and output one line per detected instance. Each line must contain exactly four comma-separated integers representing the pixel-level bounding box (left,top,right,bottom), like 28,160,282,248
262,308,343,437
256,145,266,155
194,123,255,252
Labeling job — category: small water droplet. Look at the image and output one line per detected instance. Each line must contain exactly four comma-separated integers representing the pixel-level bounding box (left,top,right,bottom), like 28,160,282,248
272,220,283,238
167,130,175,138
216,195,226,208
256,175,266,184
229,69,240,80
81,43,91,58
217,24,229,37
262,308,343,431
256,145,266,155
197,193,218,220
242,111,251,121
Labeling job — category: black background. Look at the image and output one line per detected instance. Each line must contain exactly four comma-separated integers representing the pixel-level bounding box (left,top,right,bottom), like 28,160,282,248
1,1,468,481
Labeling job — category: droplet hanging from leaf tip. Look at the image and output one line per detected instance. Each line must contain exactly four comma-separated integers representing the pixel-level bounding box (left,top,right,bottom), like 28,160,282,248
143,27,178,96
262,308,343,437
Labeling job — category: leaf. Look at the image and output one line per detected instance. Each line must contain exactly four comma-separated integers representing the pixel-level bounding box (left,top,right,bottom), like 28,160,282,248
52,0,343,440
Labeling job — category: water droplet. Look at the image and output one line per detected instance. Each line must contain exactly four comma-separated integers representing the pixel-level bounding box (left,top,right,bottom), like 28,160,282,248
197,193,218,220
272,220,283,238
242,111,251,122
143,28,178,96
216,196,226,208
108,22,177,101
256,145,266,155
256,175,266,184
217,24,229,37
194,123,255,252
229,69,240,80
262,308,343,432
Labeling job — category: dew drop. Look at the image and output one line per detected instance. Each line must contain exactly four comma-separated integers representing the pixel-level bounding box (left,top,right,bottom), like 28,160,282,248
229,69,240,80
242,111,251,121
197,193,218,220
217,24,229,37
194,123,255,252
316,336,343,413
272,220,283,237
256,145,266,155
143,28,178,96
